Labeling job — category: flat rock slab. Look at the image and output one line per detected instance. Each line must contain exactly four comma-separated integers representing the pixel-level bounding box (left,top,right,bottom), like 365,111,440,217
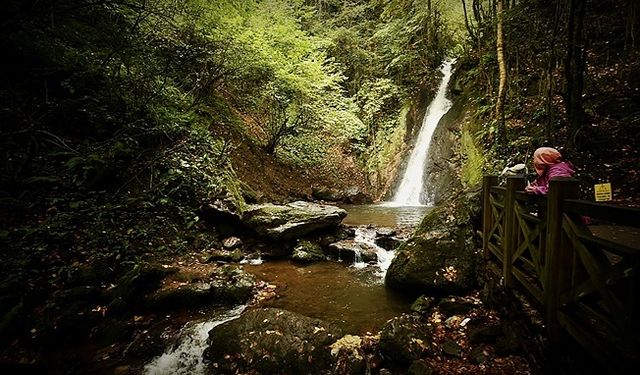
242,201,347,240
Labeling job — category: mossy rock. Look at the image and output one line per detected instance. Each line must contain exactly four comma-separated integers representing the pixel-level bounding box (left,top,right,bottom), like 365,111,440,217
205,308,342,374
385,191,481,295
291,240,325,263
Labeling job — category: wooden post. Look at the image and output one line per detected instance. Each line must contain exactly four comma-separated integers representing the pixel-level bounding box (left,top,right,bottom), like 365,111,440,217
483,175,499,259
544,177,579,343
503,176,526,287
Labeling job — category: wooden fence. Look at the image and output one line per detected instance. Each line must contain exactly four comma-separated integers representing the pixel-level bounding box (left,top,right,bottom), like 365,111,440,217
482,175,640,373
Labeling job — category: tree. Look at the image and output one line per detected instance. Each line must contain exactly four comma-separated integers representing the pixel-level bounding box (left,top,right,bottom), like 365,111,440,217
495,0,507,141
564,0,586,144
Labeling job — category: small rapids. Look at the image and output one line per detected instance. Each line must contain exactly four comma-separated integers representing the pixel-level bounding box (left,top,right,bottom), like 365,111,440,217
144,305,246,375
351,226,395,280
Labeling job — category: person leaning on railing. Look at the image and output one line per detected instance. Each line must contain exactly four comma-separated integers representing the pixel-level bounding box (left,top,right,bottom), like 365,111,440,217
524,147,576,195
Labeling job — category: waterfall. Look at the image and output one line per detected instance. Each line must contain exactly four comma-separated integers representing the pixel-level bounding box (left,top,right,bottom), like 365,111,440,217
391,59,455,206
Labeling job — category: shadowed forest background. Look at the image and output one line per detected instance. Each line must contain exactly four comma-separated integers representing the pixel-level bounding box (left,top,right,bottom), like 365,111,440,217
0,0,638,373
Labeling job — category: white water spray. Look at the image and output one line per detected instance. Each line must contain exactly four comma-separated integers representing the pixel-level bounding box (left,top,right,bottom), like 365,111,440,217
352,227,395,279
391,59,455,206
144,305,246,375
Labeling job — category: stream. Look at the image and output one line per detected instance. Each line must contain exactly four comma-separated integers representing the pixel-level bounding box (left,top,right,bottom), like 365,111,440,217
143,59,453,373
143,205,430,374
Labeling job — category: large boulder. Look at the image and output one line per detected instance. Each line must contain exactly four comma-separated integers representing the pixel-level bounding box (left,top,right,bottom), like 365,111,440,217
204,308,342,374
385,191,481,294
242,201,347,240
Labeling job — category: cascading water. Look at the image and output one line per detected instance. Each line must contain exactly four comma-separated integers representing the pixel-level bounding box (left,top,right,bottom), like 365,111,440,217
144,305,246,375
391,59,455,206
352,226,395,279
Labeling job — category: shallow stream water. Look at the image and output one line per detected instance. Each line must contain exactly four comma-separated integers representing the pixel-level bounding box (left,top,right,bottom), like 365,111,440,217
143,204,432,374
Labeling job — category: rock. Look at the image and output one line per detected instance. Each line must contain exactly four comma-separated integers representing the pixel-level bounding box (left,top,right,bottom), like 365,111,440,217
379,314,433,367
204,308,342,374
147,282,214,310
312,187,345,202
242,201,347,240
385,191,481,294
222,236,243,249
376,227,397,237
148,265,255,309
442,339,463,357
470,345,491,364
203,249,244,263
408,359,434,375
291,240,326,263
344,187,373,204
91,319,132,347
209,265,256,303
410,295,436,314
437,296,479,316
112,264,172,303
200,199,243,236
331,335,365,374
327,240,378,263
375,236,402,250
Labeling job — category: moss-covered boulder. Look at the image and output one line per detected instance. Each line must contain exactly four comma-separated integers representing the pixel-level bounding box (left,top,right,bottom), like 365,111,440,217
204,308,342,374
242,201,347,240
385,190,481,294
291,240,326,263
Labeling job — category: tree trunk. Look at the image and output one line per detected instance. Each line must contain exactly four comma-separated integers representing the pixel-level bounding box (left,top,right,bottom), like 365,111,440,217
565,0,586,143
495,0,507,142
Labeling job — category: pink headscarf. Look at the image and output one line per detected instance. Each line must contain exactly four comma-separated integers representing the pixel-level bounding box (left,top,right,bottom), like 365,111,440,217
533,147,562,176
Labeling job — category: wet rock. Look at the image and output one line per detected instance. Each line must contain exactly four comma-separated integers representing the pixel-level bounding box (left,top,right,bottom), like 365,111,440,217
375,236,402,250
408,359,434,375
291,240,326,263
204,308,342,374
242,201,347,240
410,295,436,314
385,191,481,294
379,314,433,367
327,240,378,263
376,228,397,237
222,236,243,249
209,265,255,303
124,327,173,359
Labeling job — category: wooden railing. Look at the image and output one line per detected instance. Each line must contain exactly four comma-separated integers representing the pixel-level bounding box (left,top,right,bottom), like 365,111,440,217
482,175,640,373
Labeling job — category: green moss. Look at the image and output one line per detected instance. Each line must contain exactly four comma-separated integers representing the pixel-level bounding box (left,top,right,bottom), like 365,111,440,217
459,129,484,189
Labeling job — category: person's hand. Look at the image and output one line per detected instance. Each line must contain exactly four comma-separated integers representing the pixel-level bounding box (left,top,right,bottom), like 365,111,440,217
525,184,534,193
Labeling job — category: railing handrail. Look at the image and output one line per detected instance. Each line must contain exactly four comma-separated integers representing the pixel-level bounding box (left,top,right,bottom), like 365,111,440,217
482,174,640,373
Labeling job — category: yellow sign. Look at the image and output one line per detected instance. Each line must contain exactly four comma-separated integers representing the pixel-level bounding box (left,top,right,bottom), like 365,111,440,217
594,183,612,202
